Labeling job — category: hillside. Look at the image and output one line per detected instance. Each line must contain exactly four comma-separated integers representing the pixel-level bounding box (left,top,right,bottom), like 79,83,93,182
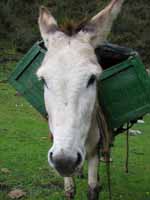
0,0,150,79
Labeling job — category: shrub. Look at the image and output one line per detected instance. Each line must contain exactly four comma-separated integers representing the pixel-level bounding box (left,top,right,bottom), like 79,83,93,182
0,0,150,67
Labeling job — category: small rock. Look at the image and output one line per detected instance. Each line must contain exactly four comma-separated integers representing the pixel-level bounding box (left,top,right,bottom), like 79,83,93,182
8,189,26,199
1,168,11,174
41,137,47,140
129,130,142,136
15,92,22,97
137,119,144,124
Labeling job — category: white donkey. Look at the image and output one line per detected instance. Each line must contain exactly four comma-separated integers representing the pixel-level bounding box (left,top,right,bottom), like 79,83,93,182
37,0,124,199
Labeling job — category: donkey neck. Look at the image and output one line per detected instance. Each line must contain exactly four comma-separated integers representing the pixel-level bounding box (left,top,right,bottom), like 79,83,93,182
85,102,100,157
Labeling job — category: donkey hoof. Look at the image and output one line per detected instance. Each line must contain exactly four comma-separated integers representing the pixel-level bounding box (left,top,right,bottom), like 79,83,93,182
88,185,100,200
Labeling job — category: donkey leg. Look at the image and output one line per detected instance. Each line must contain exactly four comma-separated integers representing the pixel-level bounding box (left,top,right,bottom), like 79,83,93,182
88,153,100,200
64,177,75,199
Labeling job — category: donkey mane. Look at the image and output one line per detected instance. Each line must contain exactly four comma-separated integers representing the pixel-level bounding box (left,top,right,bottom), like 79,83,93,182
59,18,89,36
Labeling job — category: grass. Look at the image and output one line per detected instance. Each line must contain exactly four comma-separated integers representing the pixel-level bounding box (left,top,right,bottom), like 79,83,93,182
0,40,150,199
0,82,150,200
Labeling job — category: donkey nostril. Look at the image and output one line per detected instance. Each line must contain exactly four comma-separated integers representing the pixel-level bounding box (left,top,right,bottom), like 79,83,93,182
75,152,82,167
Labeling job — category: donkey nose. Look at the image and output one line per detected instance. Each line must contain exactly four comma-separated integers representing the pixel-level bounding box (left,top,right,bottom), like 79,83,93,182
49,151,82,176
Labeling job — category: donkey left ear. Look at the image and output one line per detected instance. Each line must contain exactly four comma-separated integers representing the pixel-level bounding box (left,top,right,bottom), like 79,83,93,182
80,0,124,48
38,6,58,47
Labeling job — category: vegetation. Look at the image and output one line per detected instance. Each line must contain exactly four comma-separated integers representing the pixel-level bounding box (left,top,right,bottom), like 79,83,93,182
0,0,150,67
0,83,150,200
0,1,150,200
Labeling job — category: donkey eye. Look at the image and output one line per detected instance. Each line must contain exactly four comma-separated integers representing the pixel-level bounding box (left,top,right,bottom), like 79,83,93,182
41,78,48,88
87,74,96,88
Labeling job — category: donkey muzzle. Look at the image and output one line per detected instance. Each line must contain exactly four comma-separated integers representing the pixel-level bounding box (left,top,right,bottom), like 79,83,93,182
49,149,82,176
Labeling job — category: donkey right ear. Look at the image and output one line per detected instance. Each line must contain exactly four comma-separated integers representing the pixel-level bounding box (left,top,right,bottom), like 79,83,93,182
78,0,124,48
38,6,58,47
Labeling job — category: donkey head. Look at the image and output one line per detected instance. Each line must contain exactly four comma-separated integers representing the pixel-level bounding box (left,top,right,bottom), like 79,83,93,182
37,0,124,176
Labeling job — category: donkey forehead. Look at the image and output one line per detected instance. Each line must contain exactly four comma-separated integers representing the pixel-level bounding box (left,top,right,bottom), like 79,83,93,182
47,33,96,61
38,35,101,79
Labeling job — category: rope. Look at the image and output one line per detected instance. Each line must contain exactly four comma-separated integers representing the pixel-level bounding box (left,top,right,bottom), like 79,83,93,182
106,150,112,200
125,123,130,173
96,103,112,200
96,106,112,153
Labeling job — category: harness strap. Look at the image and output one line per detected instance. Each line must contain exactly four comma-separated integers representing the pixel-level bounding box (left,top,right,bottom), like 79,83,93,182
96,104,112,153
96,104,112,200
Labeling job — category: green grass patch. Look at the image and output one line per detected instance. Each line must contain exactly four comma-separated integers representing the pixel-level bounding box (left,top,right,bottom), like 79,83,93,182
0,83,150,200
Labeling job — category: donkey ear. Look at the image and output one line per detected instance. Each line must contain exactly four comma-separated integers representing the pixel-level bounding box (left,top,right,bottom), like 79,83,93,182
38,6,58,47
81,0,124,48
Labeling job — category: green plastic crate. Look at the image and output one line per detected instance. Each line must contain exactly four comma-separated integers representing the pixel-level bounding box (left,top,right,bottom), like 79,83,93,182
9,42,47,118
9,41,150,130
98,55,150,129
